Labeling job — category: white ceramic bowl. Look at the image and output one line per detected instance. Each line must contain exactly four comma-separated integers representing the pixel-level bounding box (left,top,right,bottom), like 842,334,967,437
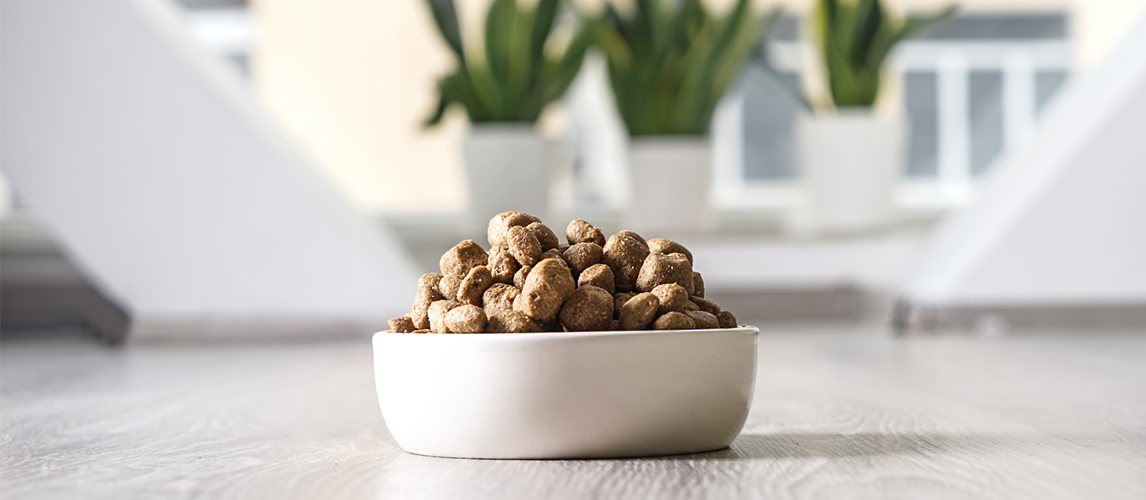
373,326,758,459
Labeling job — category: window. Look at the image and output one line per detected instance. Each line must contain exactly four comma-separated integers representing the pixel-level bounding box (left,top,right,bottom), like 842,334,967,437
712,12,1072,213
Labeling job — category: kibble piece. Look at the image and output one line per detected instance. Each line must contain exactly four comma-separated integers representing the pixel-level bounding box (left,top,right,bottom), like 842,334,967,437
610,319,621,331
444,305,488,333
540,248,565,264
557,244,571,254
418,272,444,293
619,292,659,330
488,211,541,247
613,292,635,319
506,225,542,267
692,271,705,298
685,310,719,329
438,275,462,299
648,238,693,264
488,244,519,284
603,231,650,293
563,242,604,277
526,222,560,251
578,263,615,295
457,265,494,305
566,219,606,246
654,311,696,330
680,299,700,312
410,273,446,329
717,310,738,328
635,252,694,294
428,299,463,333
412,329,431,334
690,296,722,315
488,309,543,333
513,265,531,289
388,316,415,333
651,283,689,315
440,240,489,278
514,258,576,324
483,283,520,314
559,285,613,332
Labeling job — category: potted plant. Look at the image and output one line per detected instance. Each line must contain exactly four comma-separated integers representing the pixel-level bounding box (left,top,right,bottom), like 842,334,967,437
797,0,956,232
596,0,770,234
424,0,594,219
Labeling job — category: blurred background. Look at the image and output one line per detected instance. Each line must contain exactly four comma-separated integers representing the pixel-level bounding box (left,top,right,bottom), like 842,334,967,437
2,0,1145,342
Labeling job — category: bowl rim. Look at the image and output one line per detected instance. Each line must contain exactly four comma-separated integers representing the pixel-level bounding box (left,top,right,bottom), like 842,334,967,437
374,325,758,343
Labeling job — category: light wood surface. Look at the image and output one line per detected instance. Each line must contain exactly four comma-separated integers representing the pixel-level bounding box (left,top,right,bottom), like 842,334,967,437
2,328,1144,499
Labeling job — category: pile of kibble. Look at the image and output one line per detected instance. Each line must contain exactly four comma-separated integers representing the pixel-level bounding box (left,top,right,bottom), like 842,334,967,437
388,212,738,333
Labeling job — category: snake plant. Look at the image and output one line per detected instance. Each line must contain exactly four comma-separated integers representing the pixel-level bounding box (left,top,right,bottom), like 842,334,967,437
424,0,595,126
814,0,957,108
596,0,772,137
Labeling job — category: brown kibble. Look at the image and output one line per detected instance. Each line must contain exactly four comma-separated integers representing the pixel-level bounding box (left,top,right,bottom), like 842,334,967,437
691,296,722,315
410,273,446,330
488,211,541,247
514,258,576,324
566,219,606,246
438,275,462,299
651,283,689,315
613,292,635,319
680,299,700,312
647,238,693,264
685,310,719,329
654,311,696,330
603,231,650,293
513,265,531,289
540,248,565,265
559,285,613,332
444,304,488,333
610,319,621,331
563,242,604,277
428,299,462,333
506,225,542,267
488,244,519,284
488,309,543,333
418,273,444,292
578,263,615,295
483,283,520,315
619,292,659,330
388,316,415,333
526,222,560,251
717,310,738,328
558,244,570,254
636,252,693,294
692,271,705,298
457,265,494,305
412,329,431,334
440,240,489,277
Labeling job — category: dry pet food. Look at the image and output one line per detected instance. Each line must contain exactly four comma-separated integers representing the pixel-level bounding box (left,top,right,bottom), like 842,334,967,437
389,212,740,333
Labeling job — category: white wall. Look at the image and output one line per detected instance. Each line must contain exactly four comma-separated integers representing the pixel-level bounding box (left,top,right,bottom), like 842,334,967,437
0,0,419,339
905,16,1146,306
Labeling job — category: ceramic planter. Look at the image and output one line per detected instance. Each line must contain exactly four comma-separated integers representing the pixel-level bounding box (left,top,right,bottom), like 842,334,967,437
626,137,712,235
462,125,554,220
795,109,905,232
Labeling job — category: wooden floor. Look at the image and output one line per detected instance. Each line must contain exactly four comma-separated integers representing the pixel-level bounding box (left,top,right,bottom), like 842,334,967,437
2,327,1144,499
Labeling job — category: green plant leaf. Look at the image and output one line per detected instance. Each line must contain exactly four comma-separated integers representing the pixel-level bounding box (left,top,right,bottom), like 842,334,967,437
425,0,466,64
485,0,516,84
851,0,882,68
529,0,558,87
867,4,958,78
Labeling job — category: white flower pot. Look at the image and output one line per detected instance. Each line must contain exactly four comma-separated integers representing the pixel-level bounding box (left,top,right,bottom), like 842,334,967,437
462,125,554,220
626,137,712,235
795,110,905,233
